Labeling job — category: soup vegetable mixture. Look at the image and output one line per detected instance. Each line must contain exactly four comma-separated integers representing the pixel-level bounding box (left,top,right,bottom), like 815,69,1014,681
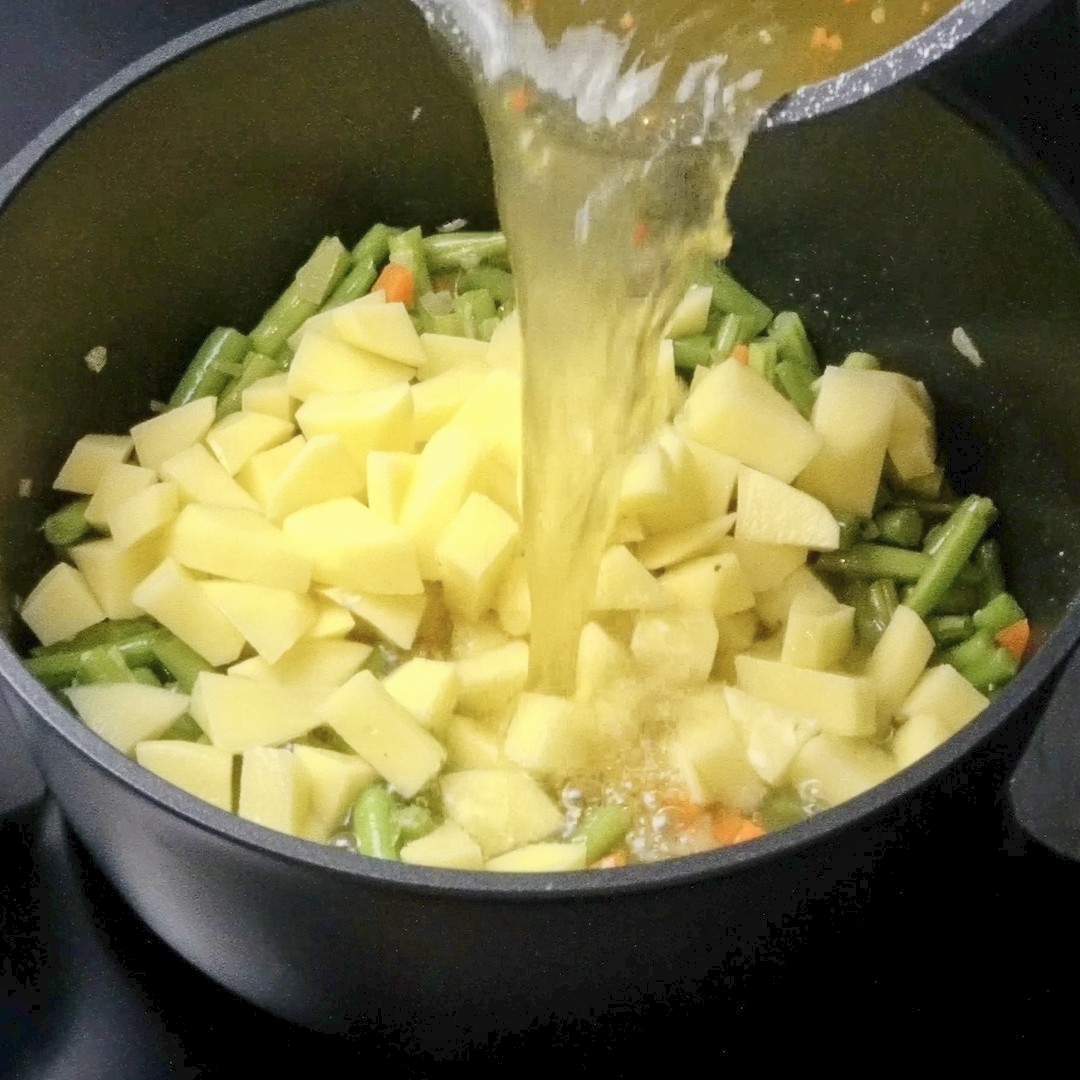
19,225,1029,870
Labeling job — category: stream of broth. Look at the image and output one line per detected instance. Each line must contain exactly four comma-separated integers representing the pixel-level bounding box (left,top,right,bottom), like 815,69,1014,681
422,0,958,850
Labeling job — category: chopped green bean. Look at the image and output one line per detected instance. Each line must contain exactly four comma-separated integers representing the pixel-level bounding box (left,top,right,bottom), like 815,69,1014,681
817,544,930,582
973,592,1025,636
842,351,881,371
324,262,378,310
747,338,778,384
454,288,497,338
874,506,924,548
77,644,138,684
422,231,508,271
946,630,1019,691
834,512,862,551
151,633,213,694
757,790,810,832
769,311,820,378
43,498,92,547
927,615,975,647
389,227,433,299
215,351,284,419
694,261,773,338
775,359,816,417
571,804,632,864
397,802,436,843
352,222,399,266
916,580,982,616
974,539,1006,602
905,496,997,617
169,326,250,407
459,265,516,308
713,312,744,360
351,784,400,860
672,334,715,371
130,666,163,687
868,579,899,629
294,236,351,304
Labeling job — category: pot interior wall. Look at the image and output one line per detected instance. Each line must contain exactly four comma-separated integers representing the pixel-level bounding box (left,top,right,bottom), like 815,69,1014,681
0,0,1079,650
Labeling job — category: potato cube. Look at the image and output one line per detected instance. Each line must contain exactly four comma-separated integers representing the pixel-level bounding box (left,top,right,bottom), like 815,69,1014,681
735,653,878,738
419,332,490,378
71,535,165,620
400,821,485,870
238,747,310,837
897,664,989,735
440,769,563,858
235,435,306,509
456,640,530,717
575,621,628,702
307,595,356,639
892,713,955,770
20,562,105,645
292,743,377,841
865,604,935,722
780,592,855,670
241,372,294,422
83,462,156,529
592,546,666,611
382,657,460,734
411,362,487,443
317,670,446,798
67,683,189,755
788,733,897,808
716,536,808,593
264,434,364,522
191,671,320,751
230,638,372,692
659,551,755,618
329,299,427,367
665,282,713,338
286,331,412,400
755,567,837,630
735,465,840,550
630,610,719,686
486,842,587,872
684,440,740,519
437,493,519,621
159,443,261,511
205,410,295,475
323,587,427,650
503,692,587,779
366,451,418,524
282,496,422,595
494,555,531,637
723,685,819,785
107,481,180,550
444,713,510,771
201,580,317,664
636,513,736,571
446,370,522,470
131,397,216,473
135,740,234,812
132,558,246,666
169,504,312,593
486,309,523,373
54,433,134,494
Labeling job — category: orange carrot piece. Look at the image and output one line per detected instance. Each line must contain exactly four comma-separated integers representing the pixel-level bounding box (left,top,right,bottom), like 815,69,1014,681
732,343,750,365
508,85,532,113
373,262,415,308
995,617,1030,663
730,820,766,844
631,220,649,247
712,809,764,846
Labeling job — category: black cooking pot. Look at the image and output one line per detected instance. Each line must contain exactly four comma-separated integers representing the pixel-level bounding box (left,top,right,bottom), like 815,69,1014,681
0,0,1078,1049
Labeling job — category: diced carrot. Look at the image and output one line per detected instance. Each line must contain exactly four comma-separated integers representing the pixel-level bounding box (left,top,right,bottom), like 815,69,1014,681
732,343,750,365
508,85,532,114
995,617,1030,663
712,808,764,846
592,851,629,870
631,220,649,247
730,820,766,844
668,799,705,829
373,262,415,308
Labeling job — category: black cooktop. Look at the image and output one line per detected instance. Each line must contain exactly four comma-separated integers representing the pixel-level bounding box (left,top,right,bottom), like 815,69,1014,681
2,2,1080,1075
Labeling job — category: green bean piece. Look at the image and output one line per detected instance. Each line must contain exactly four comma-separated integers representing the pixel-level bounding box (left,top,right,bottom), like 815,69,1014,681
816,544,930,582
672,335,716,372
459,265,516,308
351,784,401,860
78,644,138,684
974,539,1006,602
834,512,862,551
417,309,466,336
905,496,998,618
396,802,436,843
250,294,318,360
860,519,881,542
25,651,84,689
422,230,508,271
868,579,899,628
842,351,881,371
973,592,1025,636
293,236,351,304
694,261,773,338
922,520,949,555
151,633,213,694
775,359,817,418
43,498,92,547
129,666,163,687
927,615,975,647
769,311,820,378
215,351,284,419
747,339,778,384
324,261,378,310
389,226,433,299
757,790,810,832
946,630,1018,692
572,804,632,864
914,580,982,616
169,326,251,407
713,312,744,361
364,643,404,679
30,618,160,656
454,288,497,339
352,222,399,265
874,506,924,548
892,497,962,519
161,713,205,742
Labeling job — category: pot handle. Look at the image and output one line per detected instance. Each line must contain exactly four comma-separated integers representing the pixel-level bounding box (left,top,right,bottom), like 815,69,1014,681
1008,639,1080,859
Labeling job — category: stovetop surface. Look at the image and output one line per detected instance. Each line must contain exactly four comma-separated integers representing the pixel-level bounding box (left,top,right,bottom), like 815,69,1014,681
2,1,1079,1074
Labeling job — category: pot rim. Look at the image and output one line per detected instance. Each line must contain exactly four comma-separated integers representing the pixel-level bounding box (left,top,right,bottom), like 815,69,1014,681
1,0,1076,902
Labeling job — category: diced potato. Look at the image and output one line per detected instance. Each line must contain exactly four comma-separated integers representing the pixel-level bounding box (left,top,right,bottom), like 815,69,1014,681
486,842,587,872
665,282,713,338
780,591,854,670
205,410,295,475
286,331,412,400
735,465,840,551
630,610,719,686
330,299,427,367
292,744,377,841
71,535,165,620
67,683,189,755
444,713,510,771
201,580,317,664
159,443,261,511
716,536,808,593
451,616,512,659
411,362,488,443
440,768,563,858
366,451,418,525
723,686,819,785
282,497,422,595
735,653,878,738
382,657,460,733
593,546,667,611
400,821,486,870
318,670,446,798
238,747,310,837
107,481,180,550
797,366,897,517
684,440,740,518
419,332,490,378
131,558,246,666
437,493,520,621
865,605,935,722
169,504,312,593
667,685,766,813
892,712,955,770
54,433,134,494
294,384,413,481
788,733,897,807
485,309,523,372
307,595,357,638
235,435,306,509
230,637,371,692
323,587,427,650
575,621,629,702
135,740,234,812
191,671,319,751
446,370,522,470
897,664,989,735
20,562,105,645
131,397,216,473
241,372,294,422
660,551,755,618
503,692,588,779
636,513,736,571
83,462,155,529
676,359,822,483
263,434,364,522
494,555,531,637
755,567,837,630
882,373,937,481
456,640,530,716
